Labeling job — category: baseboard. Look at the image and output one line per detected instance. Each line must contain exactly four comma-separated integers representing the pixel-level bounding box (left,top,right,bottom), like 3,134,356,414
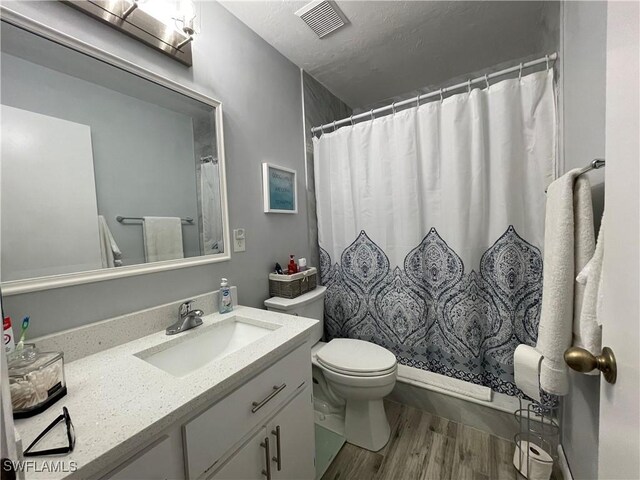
557,445,574,480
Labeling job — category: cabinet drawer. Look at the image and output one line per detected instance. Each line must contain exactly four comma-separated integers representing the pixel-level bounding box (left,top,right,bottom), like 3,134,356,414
183,343,310,479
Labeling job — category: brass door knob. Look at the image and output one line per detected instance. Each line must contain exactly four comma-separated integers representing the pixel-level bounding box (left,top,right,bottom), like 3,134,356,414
564,346,617,384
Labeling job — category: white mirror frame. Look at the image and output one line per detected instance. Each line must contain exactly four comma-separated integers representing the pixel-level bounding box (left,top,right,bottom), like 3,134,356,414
0,7,231,296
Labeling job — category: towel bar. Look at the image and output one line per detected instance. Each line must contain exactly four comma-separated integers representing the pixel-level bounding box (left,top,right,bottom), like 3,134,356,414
116,216,194,224
576,158,606,178
545,158,605,193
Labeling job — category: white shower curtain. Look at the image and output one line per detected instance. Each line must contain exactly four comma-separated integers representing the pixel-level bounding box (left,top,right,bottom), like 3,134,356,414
314,70,556,395
201,160,223,254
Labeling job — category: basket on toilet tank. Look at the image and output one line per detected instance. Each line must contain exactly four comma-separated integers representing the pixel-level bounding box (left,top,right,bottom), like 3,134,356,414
268,267,317,299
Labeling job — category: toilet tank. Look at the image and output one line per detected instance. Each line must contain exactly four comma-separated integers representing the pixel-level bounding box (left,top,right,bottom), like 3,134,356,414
264,285,326,343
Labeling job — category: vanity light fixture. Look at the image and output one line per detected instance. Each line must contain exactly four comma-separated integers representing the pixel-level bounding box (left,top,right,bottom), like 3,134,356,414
61,0,197,66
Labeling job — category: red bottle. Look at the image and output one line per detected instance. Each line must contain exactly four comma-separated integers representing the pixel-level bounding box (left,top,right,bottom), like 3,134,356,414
288,255,298,274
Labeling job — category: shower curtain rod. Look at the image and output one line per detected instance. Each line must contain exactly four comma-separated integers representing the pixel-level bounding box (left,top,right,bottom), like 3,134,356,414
311,52,558,135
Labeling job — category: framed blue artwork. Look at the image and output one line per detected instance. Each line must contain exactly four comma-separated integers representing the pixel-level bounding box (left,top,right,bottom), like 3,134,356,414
262,163,298,214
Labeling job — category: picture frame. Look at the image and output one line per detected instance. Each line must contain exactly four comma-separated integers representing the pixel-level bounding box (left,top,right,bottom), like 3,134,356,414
262,163,298,214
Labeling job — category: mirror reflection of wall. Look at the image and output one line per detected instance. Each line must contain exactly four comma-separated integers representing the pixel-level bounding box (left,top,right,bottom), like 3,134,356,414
0,22,225,283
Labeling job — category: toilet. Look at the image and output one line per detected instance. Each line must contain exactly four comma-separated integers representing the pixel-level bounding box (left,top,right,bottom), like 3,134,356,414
264,286,397,451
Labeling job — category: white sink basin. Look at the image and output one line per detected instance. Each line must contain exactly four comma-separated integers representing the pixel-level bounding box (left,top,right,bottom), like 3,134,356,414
136,317,278,377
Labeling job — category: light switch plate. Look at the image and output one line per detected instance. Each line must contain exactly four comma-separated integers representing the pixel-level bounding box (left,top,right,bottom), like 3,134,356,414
233,228,246,252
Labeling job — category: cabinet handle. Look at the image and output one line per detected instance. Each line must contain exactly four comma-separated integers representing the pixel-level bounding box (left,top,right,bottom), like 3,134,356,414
271,425,282,471
261,437,271,480
252,384,286,413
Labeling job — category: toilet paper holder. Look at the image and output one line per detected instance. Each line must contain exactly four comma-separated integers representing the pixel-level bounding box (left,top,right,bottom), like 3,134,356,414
564,346,617,384
513,398,559,480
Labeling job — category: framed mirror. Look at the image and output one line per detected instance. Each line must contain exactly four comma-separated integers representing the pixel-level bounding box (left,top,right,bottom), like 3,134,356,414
0,8,230,295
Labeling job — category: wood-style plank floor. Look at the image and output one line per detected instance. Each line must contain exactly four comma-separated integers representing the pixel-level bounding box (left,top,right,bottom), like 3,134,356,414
322,400,560,480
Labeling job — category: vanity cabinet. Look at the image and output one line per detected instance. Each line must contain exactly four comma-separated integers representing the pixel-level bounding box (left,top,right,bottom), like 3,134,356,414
103,342,315,480
211,386,315,480
184,344,312,478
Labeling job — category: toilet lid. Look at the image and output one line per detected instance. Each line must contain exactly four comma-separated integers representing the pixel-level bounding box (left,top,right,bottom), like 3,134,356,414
316,339,397,375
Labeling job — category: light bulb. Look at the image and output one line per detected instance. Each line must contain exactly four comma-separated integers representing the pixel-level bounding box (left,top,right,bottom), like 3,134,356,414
177,0,197,36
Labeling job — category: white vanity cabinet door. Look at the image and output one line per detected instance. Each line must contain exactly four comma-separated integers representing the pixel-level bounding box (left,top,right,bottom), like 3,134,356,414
267,386,315,480
209,427,268,480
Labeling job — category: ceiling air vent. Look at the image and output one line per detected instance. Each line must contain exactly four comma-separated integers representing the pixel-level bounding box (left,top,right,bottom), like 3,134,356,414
295,1,349,38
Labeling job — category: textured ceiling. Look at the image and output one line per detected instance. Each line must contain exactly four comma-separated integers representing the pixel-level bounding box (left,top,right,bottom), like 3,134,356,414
218,1,558,107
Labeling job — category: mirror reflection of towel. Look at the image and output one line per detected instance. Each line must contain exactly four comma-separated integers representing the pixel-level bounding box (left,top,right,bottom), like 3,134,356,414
143,216,184,263
98,215,123,268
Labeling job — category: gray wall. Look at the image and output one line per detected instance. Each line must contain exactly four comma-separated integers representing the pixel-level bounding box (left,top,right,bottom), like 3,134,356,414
560,2,607,479
1,52,200,264
302,72,351,272
2,0,308,338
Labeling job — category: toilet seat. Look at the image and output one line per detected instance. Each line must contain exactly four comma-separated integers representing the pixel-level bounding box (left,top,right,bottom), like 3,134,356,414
317,358,397,377
316,338,397,377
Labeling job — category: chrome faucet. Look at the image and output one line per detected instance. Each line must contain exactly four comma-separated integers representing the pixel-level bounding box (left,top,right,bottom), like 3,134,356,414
166,300,204,335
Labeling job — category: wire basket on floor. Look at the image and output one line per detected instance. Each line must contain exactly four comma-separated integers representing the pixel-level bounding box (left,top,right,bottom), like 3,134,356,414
513,398,559,480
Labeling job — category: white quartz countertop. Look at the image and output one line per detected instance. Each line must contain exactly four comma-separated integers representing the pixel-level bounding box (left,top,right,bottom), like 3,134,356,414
14,306,317,480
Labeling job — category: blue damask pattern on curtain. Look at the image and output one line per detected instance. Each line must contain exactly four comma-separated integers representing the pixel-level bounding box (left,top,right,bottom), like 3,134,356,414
319,225,543,396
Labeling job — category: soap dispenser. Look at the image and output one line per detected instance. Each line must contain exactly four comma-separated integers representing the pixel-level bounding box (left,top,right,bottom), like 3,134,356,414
219,278,233,314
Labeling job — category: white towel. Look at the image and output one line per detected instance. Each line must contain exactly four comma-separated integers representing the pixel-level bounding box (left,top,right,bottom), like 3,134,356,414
536,171,595,396
575,213,605,358
572,177,596,338
98,215,123,268
143,217,184,263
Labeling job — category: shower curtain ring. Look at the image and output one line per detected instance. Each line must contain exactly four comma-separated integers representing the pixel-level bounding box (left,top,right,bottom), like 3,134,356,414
416,95,420,107
392,102,396,114
439,89,444,103
467,79,472,94
484,74,490,89
546,54,550,70
370,109,375,120
350,115,354,126
519,62,523,81
333,121,337,131
320,124,324,135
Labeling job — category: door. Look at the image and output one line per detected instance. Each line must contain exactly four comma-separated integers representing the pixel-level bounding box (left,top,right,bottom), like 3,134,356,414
210,427,268,480
598,2,640,478
267,386,315,480
0,105,102,280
